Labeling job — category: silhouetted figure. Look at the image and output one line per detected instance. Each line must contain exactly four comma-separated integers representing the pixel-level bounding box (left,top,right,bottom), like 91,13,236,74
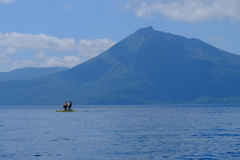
63,101,68,110
68,101,72,110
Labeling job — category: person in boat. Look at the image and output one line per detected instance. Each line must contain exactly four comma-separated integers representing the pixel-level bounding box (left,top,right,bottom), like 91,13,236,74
68,101,72,110
63,101,68,110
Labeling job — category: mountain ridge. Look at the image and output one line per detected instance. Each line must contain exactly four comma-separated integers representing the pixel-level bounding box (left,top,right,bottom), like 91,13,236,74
1,26,240,105
0,67,68,82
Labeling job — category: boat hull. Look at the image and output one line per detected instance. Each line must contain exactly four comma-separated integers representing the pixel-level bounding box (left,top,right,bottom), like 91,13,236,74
56,110,78,112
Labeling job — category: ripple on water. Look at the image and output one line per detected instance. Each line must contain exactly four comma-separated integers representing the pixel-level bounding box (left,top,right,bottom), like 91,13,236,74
34,154,42,157
226,152,240,158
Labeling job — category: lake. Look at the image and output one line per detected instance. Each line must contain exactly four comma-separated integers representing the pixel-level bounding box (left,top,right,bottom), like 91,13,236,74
0,105,240,159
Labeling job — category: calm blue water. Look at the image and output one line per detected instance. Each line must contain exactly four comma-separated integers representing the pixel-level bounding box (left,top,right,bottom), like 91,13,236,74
0,105,240,160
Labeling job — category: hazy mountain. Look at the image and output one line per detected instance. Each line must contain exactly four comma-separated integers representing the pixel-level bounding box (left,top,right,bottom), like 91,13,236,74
1,26,240,105
0,67,68,82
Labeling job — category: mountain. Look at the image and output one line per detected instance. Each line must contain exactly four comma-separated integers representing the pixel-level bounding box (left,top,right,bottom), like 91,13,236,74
1,26,240,105
0,67,68,82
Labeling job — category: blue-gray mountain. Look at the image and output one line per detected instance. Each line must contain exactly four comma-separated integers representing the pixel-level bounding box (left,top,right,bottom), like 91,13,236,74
1,26,240,105
0,67,68,82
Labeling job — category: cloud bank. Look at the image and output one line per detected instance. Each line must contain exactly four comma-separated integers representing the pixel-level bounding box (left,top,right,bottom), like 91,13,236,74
11,54,83,70
124,0,240,22
0,32,76,52
78,39,116,58
0,32,116,71
0,0,14,4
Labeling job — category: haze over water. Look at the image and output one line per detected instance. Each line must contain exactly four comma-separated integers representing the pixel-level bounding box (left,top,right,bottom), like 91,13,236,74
1,105,240,159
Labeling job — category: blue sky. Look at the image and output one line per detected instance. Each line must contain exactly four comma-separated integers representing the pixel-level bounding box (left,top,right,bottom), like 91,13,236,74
0,0,240,72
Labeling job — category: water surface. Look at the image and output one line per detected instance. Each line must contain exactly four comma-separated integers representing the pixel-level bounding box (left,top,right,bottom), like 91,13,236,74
0,105,240,159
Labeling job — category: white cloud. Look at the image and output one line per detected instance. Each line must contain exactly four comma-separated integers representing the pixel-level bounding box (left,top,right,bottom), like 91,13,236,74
0,32,116,56
0,57,9,66
210,37,226,41
4,47,21,54
77,38,116,57
63,56,83,64
12,54,83,70
11,60,38,70
39,56,83,68
0,53,5,58
0,32,76,52
0,32,116,71
64,4,75,10
124,0,240,22
0,0,14,4
34,52,83,68
34,51,50,60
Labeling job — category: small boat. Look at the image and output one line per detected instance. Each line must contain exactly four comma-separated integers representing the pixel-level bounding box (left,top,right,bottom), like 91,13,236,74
56,110,78,112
